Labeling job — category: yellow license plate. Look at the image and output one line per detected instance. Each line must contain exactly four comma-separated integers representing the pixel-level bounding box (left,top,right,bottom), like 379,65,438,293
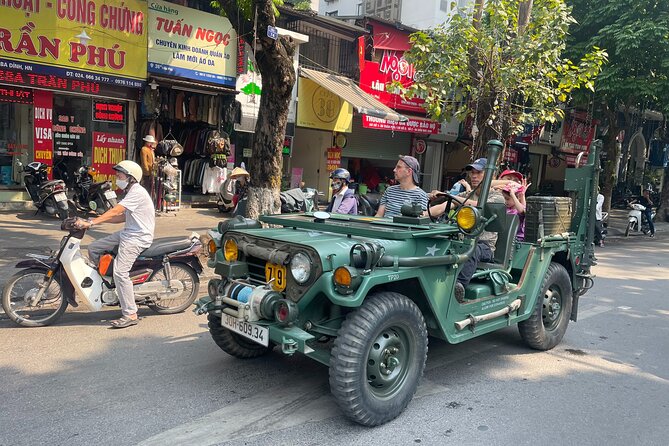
265,263,287,291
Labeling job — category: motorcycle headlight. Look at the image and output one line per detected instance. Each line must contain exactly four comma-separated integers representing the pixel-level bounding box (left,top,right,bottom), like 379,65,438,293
290,252,311,284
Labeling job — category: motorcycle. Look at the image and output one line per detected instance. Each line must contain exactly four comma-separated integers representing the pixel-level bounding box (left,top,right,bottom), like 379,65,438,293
70,165,117,214
357,193,381,216
625,203,656,237
1,218,203,327
17,161,70,220
280,187,322,213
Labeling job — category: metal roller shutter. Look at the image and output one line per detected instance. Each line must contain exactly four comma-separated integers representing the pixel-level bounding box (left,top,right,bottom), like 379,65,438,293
342,117,412,160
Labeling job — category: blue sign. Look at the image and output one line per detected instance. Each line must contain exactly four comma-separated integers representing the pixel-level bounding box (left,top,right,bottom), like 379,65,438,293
267,26,278,40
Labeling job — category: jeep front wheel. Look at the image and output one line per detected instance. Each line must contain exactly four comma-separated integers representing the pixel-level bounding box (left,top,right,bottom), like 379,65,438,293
207,313,271,359
518,262,573,351
329,292,428,426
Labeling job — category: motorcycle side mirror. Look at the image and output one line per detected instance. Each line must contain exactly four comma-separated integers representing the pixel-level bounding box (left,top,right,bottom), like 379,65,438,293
313,211,330,222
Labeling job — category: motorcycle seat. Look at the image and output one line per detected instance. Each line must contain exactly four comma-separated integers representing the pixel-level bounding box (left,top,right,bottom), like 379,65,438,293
140,237,193,258
43,179,64,188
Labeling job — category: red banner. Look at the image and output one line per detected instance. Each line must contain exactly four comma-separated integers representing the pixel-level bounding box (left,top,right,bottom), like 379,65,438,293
363,115,440,134
326,147,342,172
33,90,53,174
92,132,127,187
560,115,595,155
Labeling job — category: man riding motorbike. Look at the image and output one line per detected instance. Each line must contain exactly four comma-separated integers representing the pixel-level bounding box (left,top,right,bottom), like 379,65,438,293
326,168,358,215
75,160,156,328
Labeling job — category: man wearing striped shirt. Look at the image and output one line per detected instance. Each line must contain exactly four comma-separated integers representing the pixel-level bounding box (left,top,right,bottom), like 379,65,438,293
375,155,429,218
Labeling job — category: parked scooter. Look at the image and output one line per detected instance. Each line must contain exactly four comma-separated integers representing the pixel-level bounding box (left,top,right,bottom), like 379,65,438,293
1,218,203,327
625,203,656,237
280,187,322,213
70,165,117,214
17,161,70,220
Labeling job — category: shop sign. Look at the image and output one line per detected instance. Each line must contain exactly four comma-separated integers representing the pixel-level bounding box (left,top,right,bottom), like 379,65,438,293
326,147,342,172
359,48,425,114
0,0,147,88
503,147,518,163
560,115,595,155
53,111,86,158
242,148,252,157
362,115,440,134
148,0,237,87
290,167,303,188
0,86,32,104
297,78,352,133
92,132,126,187
538,119,564,147
33,90,53,170
92,101,126,123
414,139,426,155
0,68,140,100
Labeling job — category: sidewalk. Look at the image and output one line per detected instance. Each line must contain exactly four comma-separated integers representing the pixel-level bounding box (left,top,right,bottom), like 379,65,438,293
0,207,226,286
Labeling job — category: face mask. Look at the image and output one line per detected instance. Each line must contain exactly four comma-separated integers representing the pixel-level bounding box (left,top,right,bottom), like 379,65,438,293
331,180,343,192
116,178,129,190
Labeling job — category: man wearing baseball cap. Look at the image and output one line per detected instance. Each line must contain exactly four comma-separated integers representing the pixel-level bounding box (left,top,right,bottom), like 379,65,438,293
375,155,428,218
429,157,504,302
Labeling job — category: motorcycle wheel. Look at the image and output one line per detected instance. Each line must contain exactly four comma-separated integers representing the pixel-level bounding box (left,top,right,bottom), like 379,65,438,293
624,221,633,237
147,263,200,314
1,268,68,327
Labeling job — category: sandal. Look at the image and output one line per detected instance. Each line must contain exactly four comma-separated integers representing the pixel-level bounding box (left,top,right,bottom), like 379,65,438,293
110,316,138,329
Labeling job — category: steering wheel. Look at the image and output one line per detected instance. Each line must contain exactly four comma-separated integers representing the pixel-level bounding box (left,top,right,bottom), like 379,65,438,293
428,192,461,223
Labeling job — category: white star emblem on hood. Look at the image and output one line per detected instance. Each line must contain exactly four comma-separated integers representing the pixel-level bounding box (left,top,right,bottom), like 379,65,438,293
426,244,439,256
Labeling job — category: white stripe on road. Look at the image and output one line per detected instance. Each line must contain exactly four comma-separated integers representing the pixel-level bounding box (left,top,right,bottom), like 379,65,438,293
138,377,448,446
577,304,615,321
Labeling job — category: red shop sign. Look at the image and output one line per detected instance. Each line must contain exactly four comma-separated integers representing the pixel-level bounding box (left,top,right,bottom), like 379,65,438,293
33,90,54,173
326,147,342,172
363,115,441,134
0,85,32,104
359,49,425,114
92,132,127,188
560,115,595,155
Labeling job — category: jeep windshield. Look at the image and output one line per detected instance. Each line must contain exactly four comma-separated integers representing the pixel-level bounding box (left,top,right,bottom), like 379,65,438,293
260,212,460,240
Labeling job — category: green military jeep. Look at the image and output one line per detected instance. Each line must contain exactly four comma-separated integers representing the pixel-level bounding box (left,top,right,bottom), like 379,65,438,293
195,140,600,426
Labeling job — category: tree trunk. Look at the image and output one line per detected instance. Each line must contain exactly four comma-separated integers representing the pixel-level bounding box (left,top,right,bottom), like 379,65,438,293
659,166,669,222
220,0,296,219
600,126,620,212
518,1,534,35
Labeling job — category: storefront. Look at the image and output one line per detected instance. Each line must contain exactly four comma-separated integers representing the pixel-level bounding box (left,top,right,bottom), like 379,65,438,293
292,67,407,195
142,0,238,199
0,0,147,202
355,19,446,193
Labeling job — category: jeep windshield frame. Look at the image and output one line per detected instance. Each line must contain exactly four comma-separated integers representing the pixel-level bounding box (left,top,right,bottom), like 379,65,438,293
259,213,460,240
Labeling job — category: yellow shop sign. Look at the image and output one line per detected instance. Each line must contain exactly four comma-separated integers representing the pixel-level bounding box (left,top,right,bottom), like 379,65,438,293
297,78,352,133
0,0,148,87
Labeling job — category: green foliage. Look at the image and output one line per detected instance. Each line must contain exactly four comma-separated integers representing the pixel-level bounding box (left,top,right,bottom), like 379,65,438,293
400,0,606,152
210,0,284,19
292,0,312,11
566,0,669,114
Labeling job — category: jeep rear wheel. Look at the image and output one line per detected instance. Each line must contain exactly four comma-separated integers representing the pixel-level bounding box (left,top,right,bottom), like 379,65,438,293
518,262,572,351
329,292,428,426
207,313,271,359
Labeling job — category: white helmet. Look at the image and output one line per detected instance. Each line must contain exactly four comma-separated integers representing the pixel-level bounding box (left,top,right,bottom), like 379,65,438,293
113,160,143,182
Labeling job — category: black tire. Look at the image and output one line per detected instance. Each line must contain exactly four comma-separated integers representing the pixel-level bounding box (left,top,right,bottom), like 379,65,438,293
1,268,68,327
207,312,272,359
329,292,428,426
147,263,200,314
518,262,573,351
624,221,633,237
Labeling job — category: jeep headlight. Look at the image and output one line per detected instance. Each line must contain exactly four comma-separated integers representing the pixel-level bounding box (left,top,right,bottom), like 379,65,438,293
456,206,480,233
223,238,238,261
290,252,311,284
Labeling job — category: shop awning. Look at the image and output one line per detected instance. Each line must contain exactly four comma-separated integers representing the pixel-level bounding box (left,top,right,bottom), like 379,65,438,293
299,67,407,122
150,76,238,95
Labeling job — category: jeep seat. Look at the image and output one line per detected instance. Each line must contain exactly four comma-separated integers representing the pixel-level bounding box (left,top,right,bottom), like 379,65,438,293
476,202,520,272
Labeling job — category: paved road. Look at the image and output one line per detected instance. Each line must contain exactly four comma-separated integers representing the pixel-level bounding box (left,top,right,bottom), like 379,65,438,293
1,209,668,445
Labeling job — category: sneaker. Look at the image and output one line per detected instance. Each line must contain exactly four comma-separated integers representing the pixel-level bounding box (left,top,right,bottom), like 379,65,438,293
454,282,465,303
599,241,604,247
650,233,655,238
